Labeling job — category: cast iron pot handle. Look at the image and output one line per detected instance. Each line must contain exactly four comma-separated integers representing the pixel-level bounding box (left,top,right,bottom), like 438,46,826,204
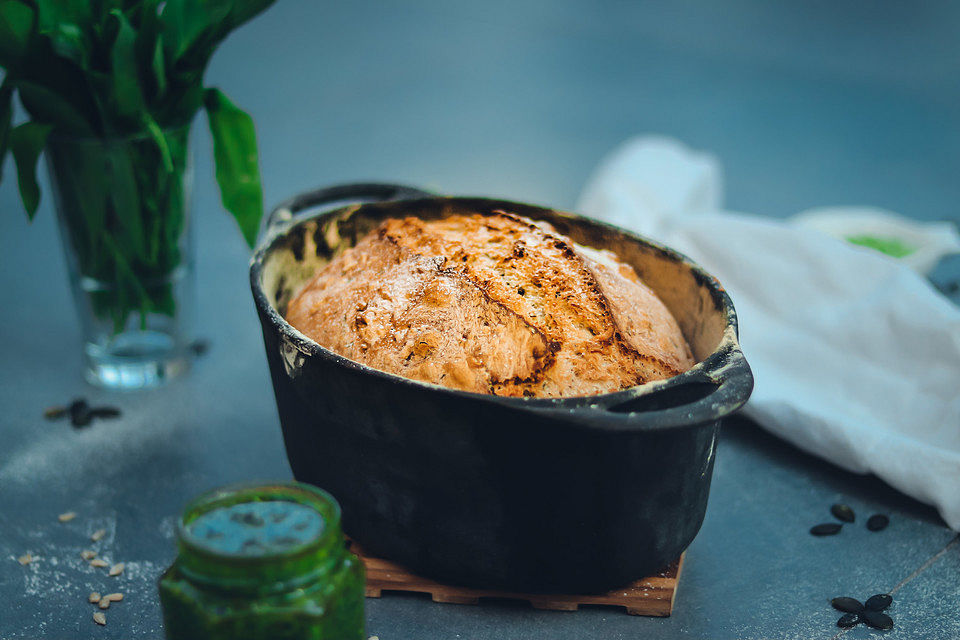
597,345,754,428
263,182,433,239
529,343,753,430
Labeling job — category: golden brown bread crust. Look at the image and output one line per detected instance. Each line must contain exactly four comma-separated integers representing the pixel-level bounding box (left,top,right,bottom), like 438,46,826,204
285,211,694,397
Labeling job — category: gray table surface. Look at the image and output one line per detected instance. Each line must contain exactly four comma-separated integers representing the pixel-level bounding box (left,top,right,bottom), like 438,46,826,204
2,1,959,638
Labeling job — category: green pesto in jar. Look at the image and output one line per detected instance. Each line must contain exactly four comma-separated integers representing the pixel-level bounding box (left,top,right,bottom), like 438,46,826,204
159,483,365,640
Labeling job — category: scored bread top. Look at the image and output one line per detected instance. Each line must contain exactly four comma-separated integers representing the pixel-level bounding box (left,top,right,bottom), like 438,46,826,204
285,211,694,397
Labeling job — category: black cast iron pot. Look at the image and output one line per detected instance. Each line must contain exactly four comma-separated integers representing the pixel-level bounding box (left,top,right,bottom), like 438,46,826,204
250,182,753,594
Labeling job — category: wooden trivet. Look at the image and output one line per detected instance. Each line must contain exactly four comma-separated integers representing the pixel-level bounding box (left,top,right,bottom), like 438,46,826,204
351,542,684,617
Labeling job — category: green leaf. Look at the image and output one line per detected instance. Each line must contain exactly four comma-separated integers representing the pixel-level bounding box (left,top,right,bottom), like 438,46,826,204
0,0,35,69
35,0,92,32
0,81,12,184
159,0,232,63
204,87,262,248
9,121,52,218
108,8,144,121
227,0,276,29
16,80,95,134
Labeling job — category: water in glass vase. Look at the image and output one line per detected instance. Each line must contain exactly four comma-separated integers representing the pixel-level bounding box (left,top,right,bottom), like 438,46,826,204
47,125,196,389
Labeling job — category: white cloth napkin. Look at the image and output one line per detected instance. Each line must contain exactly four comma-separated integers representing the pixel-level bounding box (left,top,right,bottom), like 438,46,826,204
578,136,960,530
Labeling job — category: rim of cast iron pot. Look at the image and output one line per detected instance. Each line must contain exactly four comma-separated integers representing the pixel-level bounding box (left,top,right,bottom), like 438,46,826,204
249,197,752,434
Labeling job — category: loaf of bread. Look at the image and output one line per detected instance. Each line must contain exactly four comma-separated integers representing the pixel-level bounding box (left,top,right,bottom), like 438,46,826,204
285,211,694,397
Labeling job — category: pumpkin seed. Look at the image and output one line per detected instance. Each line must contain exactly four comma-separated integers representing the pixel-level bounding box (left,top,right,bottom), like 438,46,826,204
831,596,863,613
867,514,889,531
830,503,855,523
58,511,77,522
861,610,894,630
865,593,892,611
109,562,124,576
93,611,106,625
69,400,92,427
810,523,843,536
837,612,860,628
90,558,109,568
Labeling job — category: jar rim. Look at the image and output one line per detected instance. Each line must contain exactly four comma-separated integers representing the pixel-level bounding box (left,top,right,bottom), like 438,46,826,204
176,481,343,565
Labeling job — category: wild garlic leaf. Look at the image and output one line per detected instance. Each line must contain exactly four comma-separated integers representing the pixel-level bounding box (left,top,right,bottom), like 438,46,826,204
17,80,96,134
109,8,145,121
35,0,92,33
10,121,53,218
160,0,233,64
204,87,263,248
0,81,12,184
0,0,35,70
227,0,277,30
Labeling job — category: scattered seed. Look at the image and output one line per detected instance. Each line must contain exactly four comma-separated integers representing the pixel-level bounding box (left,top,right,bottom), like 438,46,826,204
830,503,855,523
17,553,34,565
43,406,67,420
89,407,121,420
865,593,892,611
867,514,890,531
837,612,860,628
93,611,106,626
831,597,863,613
81,550,97,560
91,529,107,542
90,558,109,568
58,511,77,523
105,593,123,602
69,400,92,427
810,523,843,536
109,562,124,576
861,609,894,630
88,592,101,604
98,599,110,610
190,339,210,357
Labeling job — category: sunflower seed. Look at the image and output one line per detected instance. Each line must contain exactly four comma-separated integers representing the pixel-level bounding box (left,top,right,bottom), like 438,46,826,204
43,406,67,420
831,597,863,613
837,612,860,628
81,550,97,560
861,609,894,630
865,593,892,611
109,562,124,576
810,523,843,536
98,599,110,610
58,511,77,522
867,514,889,531
105,593,123,602
17,553,34,565
88,592,101,604
90,558,109,568
830,503,855,523
91,529,107,542
93,611,106,626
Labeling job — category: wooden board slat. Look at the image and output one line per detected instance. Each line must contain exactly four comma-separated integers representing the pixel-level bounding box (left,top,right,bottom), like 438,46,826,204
350,541,683,617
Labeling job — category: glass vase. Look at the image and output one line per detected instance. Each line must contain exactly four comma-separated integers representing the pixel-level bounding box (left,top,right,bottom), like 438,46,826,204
46,124,195,389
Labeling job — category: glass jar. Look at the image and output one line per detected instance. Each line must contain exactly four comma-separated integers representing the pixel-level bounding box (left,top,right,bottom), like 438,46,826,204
45,124,195,389
159,483,365,640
